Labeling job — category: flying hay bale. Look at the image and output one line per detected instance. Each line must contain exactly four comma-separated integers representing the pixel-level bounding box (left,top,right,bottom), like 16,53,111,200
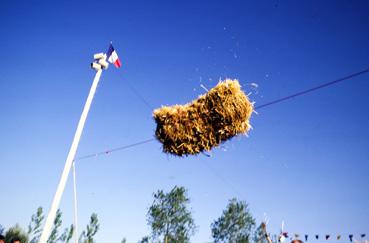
153,79,253,156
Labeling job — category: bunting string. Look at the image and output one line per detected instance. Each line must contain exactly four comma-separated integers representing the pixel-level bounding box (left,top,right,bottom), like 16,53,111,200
276,233,366,242
74,138,155,161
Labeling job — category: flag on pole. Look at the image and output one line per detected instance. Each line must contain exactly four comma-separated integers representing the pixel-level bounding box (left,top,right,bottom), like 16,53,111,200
106,43,121,68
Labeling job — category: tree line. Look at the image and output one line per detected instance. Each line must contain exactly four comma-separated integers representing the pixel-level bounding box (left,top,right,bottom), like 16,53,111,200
1,208,99,243
1,186,273,243
139,186,272,243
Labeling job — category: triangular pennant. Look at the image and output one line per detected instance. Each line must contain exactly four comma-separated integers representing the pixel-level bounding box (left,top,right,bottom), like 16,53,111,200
349,235,353,242
316,235,319,240
362,234,367,238
305,234,308,241
337,235,341,240
326,235,330,240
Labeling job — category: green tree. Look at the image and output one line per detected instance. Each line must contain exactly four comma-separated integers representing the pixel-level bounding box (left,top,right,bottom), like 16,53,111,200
5,224,29,243
253,223,269,243
26,206,81,243
138,236,150,243
0,224,4,235
28,207,44,243
79,213,99,243
46,209,63,243
146,186,196,243
211,198,255,243
59,224,74,243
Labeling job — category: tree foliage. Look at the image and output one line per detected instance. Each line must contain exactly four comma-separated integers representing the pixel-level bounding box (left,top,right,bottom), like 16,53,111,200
79,213,99,243
26,206,94,243
5,224,29,243
146,186,196,243
211,198,255,243
58,224,74,243
253,223,269,243
28,207,44,243
46,209,63,243
138,236,150,243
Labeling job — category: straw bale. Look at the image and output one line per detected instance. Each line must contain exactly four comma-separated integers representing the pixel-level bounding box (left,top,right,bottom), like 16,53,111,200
153,79,253,156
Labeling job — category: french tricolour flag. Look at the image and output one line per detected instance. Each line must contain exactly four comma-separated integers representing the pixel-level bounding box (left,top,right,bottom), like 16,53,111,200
106,44,121,68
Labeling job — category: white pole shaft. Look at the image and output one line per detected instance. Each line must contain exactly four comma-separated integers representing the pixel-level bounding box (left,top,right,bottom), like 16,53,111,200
39,68,103,243
72,161,78,243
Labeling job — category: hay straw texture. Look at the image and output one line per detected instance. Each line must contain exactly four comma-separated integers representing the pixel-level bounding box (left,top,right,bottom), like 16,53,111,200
153,79,254,156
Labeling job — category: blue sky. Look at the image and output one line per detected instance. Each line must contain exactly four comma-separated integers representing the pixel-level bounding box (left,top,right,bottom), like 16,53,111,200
1,0,369,242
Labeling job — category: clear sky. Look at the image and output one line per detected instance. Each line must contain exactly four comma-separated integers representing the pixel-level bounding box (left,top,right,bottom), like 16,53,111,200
1,1,369,242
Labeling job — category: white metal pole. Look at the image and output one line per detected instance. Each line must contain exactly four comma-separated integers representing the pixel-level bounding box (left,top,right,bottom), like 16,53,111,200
39,67,103,243
72,161,79,243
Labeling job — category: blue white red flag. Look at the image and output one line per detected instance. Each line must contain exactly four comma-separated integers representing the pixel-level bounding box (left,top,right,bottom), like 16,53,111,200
106,44,121,68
